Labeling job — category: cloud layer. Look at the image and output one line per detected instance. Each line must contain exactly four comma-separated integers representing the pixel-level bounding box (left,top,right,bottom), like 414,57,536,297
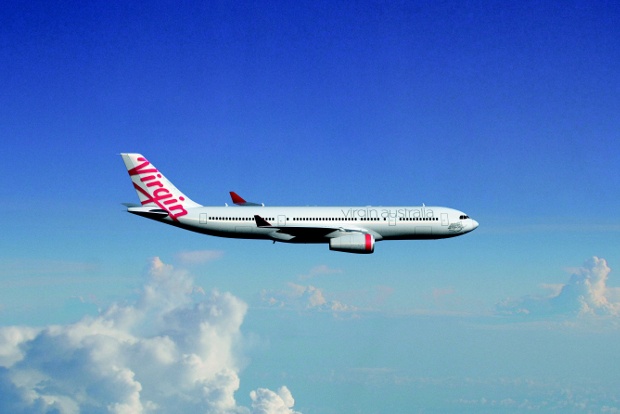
0,258,300,414
261,282,356,313
497,257,620,317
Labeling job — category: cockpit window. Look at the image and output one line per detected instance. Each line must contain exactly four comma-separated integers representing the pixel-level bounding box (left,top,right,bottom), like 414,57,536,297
459,215,470,220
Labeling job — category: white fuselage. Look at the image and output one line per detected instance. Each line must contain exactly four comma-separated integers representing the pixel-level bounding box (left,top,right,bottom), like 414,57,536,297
162,205,478,242
121,153,478,254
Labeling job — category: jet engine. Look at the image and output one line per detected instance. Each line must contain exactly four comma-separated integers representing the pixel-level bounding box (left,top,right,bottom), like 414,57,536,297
329,233,375,254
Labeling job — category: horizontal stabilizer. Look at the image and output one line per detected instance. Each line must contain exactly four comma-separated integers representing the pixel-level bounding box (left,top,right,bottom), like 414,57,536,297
127,206,169,219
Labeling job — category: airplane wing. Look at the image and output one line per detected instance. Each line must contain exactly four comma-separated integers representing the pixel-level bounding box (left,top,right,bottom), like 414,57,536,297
230,192,263,206
253,215,367,240
254,214,376,253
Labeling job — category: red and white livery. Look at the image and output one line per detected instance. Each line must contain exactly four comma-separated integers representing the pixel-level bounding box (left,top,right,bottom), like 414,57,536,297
121,153,478,254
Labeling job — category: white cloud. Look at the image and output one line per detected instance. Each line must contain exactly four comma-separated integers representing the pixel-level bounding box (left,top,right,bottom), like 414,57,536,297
250,387,300,414
0,326,38,366
0,257,300,414
259,266,356,315
289,283,326,308
497,257,620,317
261,283,356,313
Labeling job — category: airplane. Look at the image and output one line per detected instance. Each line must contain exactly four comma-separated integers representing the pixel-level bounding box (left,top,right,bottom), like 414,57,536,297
120,153,478,254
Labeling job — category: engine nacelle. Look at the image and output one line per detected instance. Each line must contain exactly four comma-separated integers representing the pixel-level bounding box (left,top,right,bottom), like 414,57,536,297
329,233,375,254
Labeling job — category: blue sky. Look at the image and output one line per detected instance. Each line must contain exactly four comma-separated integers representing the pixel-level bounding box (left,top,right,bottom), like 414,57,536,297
1,1,619,413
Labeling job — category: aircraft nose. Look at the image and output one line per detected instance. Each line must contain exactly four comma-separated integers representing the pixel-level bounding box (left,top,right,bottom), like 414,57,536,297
471,219,479,231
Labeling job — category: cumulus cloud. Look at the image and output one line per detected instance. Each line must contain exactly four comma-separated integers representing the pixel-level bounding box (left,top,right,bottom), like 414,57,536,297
0,326,38,366
250,387,300,414
0,257,300,414
497,257,620,317
258,265,358,315
261,283,356,313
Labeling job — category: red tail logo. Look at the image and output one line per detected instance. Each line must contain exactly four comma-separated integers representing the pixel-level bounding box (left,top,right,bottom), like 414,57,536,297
128,157,188,220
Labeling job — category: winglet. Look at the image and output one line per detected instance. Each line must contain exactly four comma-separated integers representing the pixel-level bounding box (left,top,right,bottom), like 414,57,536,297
254,215,272,227
230,191,263,206
230,191,246,205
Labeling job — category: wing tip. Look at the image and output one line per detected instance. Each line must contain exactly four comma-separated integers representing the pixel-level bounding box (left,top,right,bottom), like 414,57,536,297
230,191,246,205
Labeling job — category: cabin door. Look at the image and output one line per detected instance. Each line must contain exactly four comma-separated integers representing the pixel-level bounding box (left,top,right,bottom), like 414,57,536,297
441,213,449,226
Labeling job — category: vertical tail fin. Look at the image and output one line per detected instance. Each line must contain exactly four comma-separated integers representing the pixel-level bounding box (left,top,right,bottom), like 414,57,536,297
120,153,201,220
